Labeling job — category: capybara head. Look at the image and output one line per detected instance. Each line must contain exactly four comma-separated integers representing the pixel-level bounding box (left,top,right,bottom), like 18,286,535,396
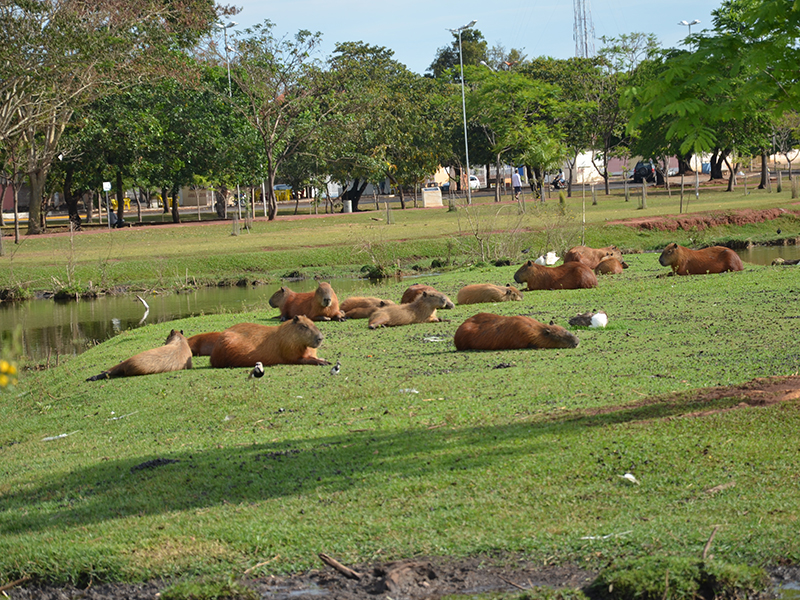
659,243,679,267
606,245,622,261
269,286,290,308
505,284,523,300
165,329,186,344
422,290,450,308
513,260,535,284
543,322,580,348
290,315,324,348
315,282,335,308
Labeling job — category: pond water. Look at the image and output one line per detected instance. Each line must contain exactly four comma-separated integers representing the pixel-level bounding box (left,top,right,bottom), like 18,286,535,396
0,278,376,363
2,245,798,363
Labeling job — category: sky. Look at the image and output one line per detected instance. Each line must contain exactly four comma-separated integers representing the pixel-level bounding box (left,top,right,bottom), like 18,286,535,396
223,0,722,75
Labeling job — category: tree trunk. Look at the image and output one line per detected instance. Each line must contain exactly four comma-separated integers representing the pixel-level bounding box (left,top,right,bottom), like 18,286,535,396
63,165,82,230
162,187,170,214
759,150,768,189
494,155,502,202
678,153,693,174
26,167,47,235
171,185,180,223
115,170,125,227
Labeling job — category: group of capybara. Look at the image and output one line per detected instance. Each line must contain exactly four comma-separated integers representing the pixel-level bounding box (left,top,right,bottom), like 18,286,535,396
86,242,745,381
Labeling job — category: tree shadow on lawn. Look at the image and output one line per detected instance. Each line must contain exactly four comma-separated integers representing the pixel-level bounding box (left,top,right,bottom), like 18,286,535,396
3,376,796,535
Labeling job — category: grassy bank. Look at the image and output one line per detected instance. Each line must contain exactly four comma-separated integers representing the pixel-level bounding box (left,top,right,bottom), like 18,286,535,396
2,187,800,298
1,246,799,587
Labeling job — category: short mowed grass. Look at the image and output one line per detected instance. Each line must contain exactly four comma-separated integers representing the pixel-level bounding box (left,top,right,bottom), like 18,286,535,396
2,243,800,588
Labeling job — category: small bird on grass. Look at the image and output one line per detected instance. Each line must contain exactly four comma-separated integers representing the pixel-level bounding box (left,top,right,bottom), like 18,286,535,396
248,362,264,379
619,473,640,485
330,360,341,375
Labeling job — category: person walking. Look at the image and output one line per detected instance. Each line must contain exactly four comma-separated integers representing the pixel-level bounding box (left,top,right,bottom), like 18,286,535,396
511,169,522,200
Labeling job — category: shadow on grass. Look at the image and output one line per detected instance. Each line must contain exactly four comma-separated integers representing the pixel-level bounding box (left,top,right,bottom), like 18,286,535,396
0,391,755,535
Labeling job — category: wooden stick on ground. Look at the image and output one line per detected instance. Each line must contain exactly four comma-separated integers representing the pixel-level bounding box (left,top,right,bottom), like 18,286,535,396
497,574,526,591
702,525,720,561
318,553,362,580
0,576,32,593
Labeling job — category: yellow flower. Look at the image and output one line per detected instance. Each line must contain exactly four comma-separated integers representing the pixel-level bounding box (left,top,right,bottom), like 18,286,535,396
0,374,8,388
7,363,16,376
0,360,9,373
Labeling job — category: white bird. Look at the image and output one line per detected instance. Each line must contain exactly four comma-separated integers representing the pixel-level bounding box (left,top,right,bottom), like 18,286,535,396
545,251,560,265
248,362,264,379
619,473,640,485
534,255,546,265
330,360,341,375
590,311,608,328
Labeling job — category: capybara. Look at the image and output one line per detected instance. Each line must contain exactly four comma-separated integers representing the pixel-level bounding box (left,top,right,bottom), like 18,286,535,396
658,243,744,276
187,332,222,356
369,291,450,329
86,329,192,381
456,283,523,305
594,257,629,275
340,296,396,319
268,282,345,321
454,313,579,351
210,316,329,367
400,284,455,308
563,245,623,269
513,260,597,290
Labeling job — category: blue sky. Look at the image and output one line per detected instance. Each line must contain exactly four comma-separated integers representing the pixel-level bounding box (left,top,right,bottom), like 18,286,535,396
225,0,722,74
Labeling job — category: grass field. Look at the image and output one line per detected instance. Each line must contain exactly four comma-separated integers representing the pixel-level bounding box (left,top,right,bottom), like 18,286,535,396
1,185,800,596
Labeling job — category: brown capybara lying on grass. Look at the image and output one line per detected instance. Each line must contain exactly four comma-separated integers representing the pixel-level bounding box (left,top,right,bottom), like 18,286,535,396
340,296,396,319
369,291,451,329
563,245,622,269
454,313,579,351
86,329,192,381
400,284,455,308
658,243,744,276
513,260,597,290
594,257,629,275
210,316,329,367
456,283,523,305
268,282,344,321
187,332,222,356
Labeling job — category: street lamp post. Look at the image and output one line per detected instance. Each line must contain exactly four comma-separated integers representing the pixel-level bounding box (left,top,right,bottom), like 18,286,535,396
216,20,238,97
678,19,700,41
448,19,477,205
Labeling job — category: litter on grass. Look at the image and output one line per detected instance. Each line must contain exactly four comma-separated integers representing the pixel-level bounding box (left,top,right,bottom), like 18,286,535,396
42,431,79,442
400,388,420,394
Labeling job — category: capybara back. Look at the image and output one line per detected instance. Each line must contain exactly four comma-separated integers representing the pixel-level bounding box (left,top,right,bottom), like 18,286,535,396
86,329,192,381
456,284,523,305
454,313,579,351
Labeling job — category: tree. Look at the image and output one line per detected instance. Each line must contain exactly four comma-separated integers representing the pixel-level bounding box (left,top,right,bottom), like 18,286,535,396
219,21,341,220
5,0,225,235
428,29,488,81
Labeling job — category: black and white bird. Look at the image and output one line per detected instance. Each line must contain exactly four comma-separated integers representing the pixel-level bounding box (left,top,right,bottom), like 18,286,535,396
569,310,608,328
330,360,341,376
248,362,265,379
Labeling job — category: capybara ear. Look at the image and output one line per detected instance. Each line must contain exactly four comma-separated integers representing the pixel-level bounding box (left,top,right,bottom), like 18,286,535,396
549,320,555,325
292,316,300,323
526,260,533,266
379,300,387,306
179,330,183,335
422,291,428,297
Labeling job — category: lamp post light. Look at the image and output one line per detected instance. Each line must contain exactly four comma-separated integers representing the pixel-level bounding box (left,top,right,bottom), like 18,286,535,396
678,19,700,40
216,20,238,96
448,19,477,204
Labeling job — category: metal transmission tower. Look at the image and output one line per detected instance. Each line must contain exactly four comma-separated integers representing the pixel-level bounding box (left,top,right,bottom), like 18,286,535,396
573,0,595,58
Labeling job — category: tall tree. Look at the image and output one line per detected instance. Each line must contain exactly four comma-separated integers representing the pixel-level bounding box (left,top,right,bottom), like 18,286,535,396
428,29,488,81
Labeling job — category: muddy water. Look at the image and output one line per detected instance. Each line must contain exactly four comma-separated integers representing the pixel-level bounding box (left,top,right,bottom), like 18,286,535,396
735,244,800,265
1,279,376,362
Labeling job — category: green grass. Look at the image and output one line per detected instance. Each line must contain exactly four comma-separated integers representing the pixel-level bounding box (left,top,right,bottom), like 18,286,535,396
2,248,799,588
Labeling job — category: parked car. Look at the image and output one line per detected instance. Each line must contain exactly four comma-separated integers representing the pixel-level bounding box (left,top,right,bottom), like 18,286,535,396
632,161,656,183
440,175,481,192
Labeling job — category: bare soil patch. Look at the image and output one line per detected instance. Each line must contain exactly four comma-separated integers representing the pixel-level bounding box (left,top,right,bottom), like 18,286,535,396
608,208,800,236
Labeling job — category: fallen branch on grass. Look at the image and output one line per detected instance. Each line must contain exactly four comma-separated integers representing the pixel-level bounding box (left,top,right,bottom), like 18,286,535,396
318,553,362,580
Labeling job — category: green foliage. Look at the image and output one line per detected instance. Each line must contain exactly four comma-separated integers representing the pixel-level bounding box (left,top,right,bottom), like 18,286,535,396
161,577,258,600
588,556,769,600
